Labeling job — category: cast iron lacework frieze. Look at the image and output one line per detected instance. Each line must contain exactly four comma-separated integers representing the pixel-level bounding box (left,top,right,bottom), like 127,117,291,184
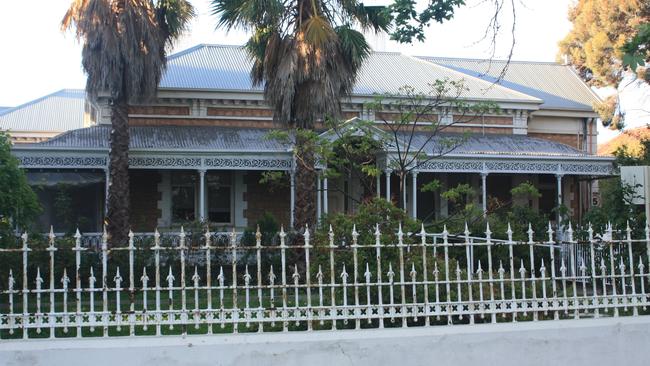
416,160,484,172
560,163,612,175
416,159,613,175
485,161,559,173
129,157,202,168
204,157,292,170
19,156,107,168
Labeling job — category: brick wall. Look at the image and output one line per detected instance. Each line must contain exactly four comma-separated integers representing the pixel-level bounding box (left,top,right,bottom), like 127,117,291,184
342,111,360,119
376,112,438,122
129,106,190,115
129,170,161,231
207,107,273,117
529,132,582,150
444,126,512,134
453,115,512,125
128,117,281,128
244,171,290,227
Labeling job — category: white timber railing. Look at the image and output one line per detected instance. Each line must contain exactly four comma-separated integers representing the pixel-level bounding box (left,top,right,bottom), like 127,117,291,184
1,221,649,340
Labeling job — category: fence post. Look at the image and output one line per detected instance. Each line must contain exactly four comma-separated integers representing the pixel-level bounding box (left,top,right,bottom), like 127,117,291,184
47,228,57,339
374,224,384,329
351,225,360,329
304,225,313,331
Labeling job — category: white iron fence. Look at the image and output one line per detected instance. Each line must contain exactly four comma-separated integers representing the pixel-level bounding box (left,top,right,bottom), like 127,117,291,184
1,222,649,340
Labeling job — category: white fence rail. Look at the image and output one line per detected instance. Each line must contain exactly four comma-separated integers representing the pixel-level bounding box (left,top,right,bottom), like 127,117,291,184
1,222,649,339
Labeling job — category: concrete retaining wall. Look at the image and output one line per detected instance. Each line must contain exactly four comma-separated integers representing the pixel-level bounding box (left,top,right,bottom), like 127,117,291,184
2,317,650,366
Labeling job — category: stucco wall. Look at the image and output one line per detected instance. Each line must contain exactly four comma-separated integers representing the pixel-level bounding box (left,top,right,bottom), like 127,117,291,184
1,317,649,366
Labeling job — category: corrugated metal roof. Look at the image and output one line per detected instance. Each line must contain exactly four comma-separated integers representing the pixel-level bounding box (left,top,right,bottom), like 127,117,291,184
0,89,86,132
31,125,289,152
28,124,586,158
404,132,590,157
161,44,541,103
418,57,600,111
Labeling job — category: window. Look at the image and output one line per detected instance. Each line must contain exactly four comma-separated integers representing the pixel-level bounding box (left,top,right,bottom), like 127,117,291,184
207,171,232,223
172,172,196,222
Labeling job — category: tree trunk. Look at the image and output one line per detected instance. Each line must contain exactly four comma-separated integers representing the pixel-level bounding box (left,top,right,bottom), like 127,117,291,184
106,96,130,246
294,134,316,231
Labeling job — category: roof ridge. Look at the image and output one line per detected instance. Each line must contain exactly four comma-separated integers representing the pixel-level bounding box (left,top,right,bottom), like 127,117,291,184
0,89,85,117
403,54,542,103
168,43,245,60
418,55,565,66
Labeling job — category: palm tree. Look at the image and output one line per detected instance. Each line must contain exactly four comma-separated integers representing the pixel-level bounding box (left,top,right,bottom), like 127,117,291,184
62,0,194,245
211,0,390,230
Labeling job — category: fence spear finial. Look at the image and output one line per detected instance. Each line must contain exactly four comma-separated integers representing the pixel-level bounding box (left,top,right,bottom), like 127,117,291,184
166,266,175,284
192,266,200,284
397,222,404,245
420,223,427,245
102,225,108,245
48,225,55,243
128,229,135,250
141,267,149,284
442,225,448,244
365,263,371,282
34,268,41,287
626,221,632,240
638,256,645,272
485,222,492,241
113,267,122,285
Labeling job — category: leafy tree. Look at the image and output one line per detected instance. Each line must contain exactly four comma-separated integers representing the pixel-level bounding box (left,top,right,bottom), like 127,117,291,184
622,23,650,74
62,0,195,245
559,0,650,128
365,82,499,208
583,138,649,235
211,0,518,231
0,132,40,243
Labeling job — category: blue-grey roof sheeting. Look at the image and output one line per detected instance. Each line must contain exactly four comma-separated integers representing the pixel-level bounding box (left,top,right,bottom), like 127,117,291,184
418,57,600,111
31,124,586,158
161,45,541,103
0,107,11,114
32,125,289,152
404,132,589,157
0,89,86,132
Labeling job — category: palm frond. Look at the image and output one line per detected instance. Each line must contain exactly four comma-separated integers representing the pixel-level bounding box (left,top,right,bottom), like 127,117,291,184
155,0,196,46
301,15,336,48
210,0,286,31
335,25,371,71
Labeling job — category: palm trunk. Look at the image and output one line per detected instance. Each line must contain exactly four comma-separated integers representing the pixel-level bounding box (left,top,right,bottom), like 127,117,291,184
294,133,316,231
106,96,130,246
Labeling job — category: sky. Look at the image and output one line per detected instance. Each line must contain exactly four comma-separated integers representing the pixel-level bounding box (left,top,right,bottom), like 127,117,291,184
0,0,646,142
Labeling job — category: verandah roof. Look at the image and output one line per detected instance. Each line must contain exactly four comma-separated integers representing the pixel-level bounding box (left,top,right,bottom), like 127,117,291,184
19,124,594,158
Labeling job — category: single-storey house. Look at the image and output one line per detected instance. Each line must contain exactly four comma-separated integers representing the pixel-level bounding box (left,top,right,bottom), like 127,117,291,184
9,44,614,232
